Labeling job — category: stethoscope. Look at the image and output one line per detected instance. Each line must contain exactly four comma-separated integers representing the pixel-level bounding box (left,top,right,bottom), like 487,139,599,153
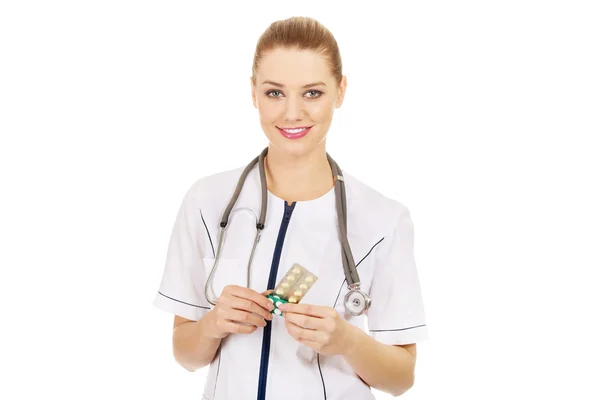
204,147,371,316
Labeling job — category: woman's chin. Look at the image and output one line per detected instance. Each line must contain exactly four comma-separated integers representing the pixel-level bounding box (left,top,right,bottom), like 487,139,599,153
270,139,316,158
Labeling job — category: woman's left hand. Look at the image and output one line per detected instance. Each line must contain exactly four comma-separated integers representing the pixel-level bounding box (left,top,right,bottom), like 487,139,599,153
277,303,356,356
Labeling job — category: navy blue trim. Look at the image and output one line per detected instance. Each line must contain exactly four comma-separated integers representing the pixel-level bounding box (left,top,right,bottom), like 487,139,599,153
199,209,215,258
369,324,426,332
256,201,296,400
317,353,326,399
158,291,211,310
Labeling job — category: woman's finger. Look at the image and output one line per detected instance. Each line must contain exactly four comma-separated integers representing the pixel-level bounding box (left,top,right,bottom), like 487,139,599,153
219,291,273,320
224,285,275,314
284,319,320,342
222,320,258,335
283,312,324,330
224,308,268,327
229,285,275,312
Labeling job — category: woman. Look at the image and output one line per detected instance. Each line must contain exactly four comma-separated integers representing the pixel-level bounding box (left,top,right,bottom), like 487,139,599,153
153,16,428,400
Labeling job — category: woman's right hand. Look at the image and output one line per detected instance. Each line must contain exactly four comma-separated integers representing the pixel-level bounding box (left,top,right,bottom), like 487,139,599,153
206,286,275,339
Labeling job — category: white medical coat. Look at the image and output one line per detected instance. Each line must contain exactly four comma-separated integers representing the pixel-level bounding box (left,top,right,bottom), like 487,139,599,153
153,163,428,400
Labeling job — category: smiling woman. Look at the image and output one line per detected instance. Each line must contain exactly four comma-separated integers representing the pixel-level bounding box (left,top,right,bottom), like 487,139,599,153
251,47,344,160
153,16,428,400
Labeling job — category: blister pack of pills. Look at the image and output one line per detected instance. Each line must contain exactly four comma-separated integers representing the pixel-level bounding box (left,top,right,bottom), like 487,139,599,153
266,294,288,316
266,263,318,315
273,263,318,302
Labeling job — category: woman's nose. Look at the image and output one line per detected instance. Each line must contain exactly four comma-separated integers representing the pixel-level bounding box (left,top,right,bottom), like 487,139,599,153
284,97,305,121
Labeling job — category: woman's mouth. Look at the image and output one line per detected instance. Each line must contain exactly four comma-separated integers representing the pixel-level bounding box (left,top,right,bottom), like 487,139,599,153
277,126,312,140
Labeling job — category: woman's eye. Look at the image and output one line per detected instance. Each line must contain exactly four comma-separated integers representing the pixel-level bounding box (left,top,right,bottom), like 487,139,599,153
305,90,323,98
266,90,282,98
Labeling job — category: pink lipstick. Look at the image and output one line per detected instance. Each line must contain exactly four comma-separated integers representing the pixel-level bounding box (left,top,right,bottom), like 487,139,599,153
278,126,312,140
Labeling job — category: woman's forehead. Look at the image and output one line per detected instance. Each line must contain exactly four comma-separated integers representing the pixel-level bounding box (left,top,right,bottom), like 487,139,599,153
257,48,334,86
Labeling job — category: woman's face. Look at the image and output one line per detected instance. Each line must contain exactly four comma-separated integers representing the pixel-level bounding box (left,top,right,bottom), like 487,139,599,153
251,47,347,159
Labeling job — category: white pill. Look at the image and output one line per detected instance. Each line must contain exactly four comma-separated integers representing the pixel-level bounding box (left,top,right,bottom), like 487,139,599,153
304,276,314,283
273,295,280,299
292,267,302,274
288,296,298,303
274,309,282,316
294,290,303,297
275,301,282,307
276,289,285,295
268,298,274,303
286,275,296,281
281,282,290,288
299,284,308,290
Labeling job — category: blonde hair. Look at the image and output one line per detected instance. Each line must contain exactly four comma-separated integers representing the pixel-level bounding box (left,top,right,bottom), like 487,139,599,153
251,16,343,87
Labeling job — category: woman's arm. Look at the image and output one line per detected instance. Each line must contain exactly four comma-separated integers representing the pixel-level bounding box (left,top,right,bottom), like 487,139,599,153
342,323,416,397
172,312,222,372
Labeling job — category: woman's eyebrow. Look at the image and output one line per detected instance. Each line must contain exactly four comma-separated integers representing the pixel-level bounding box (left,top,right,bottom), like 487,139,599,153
261,80,327,88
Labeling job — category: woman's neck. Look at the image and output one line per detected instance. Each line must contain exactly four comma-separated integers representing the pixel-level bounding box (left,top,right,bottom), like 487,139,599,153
264,146,334,205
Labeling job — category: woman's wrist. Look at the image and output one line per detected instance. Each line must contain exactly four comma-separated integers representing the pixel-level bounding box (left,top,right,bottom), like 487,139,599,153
198,309,223,340
340,321,362,357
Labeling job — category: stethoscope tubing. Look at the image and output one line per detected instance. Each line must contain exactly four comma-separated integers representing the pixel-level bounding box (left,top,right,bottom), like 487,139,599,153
205,147,370,315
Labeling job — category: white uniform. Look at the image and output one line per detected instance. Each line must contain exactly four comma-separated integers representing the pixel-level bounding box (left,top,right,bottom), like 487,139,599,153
153,163,429,400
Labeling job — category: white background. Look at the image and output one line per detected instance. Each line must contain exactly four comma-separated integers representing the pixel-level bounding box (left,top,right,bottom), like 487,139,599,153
1,1,599,399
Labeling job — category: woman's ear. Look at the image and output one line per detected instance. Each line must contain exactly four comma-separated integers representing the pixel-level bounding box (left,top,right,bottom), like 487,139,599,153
336,75,347,108
251,77,257,109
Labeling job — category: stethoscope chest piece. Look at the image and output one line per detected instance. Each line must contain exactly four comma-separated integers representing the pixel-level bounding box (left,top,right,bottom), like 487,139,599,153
344,285,371,316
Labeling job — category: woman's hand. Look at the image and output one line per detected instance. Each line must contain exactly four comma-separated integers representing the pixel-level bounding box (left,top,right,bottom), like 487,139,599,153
277,303,357,356
206,286,274,339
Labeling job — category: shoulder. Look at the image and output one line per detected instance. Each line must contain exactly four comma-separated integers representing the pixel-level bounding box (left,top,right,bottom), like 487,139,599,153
183,165,247,206
344,171,411,237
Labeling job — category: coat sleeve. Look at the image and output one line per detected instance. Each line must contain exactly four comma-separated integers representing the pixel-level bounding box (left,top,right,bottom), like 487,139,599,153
367,208,429,345
152,182,211,321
